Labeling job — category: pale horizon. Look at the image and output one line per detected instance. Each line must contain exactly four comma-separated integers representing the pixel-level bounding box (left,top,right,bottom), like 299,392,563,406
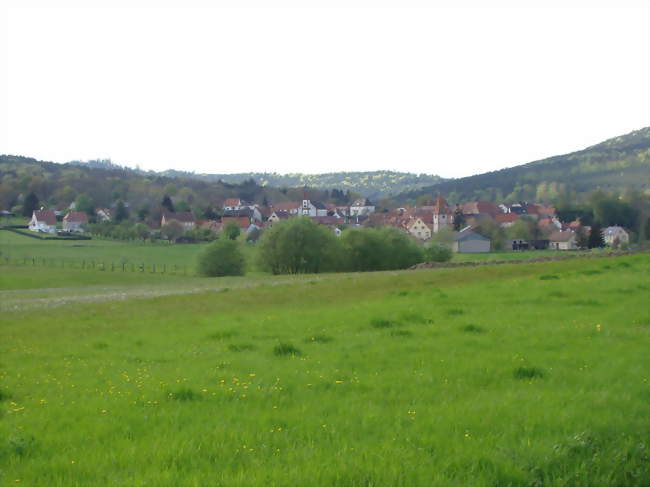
2,1,649,178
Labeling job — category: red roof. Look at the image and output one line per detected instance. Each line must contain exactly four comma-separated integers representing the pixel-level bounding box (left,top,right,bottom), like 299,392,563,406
64,211,88,223
33,210,56,225
462,201,501,217
223,198,241,207
222,216,250,229
495,213,519,224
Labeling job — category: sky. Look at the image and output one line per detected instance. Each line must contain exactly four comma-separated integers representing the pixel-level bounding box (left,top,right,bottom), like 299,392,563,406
1,0,649,178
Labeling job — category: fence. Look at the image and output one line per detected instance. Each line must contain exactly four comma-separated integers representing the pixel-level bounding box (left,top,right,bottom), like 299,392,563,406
0,255,188,275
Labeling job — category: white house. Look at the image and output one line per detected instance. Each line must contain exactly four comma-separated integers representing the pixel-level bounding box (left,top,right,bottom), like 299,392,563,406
350,198,375,216
452,228,491,253
301,199,328,217
406,217,431,241
63,211,88,233
95,208,112,222
602,226,629,247
161,211,196,230
549,230,577,250
29,210,57,234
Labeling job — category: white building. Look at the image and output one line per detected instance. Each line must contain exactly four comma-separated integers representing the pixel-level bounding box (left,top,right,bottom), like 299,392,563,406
602,226,629,247
350,198,375,216
29,210,57,234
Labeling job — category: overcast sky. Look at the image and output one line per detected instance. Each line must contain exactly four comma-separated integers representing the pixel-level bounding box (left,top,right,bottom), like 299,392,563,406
1,0,648,178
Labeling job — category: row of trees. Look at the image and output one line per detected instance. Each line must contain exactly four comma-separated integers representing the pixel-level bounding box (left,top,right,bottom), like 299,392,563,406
197,217,451,277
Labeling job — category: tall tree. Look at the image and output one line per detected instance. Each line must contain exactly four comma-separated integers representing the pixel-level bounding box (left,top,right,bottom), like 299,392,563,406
161,195,175,213
115,200,129,223
452,205,466,231
22,192,40,217
588,222,605,249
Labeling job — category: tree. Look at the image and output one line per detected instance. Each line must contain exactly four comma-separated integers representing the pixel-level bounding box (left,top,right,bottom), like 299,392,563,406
222,221,241,240
75,194,95,217
452,206,465,231
134,223,150,241
588,222,605,249
575,227,589,250
246,227,262,243
161,195,175,213
424,241,453,262
22,192,39,217
137,204,150,221
161,220,184,242
197,239,246,277
257,217,341,274
115,200,129,223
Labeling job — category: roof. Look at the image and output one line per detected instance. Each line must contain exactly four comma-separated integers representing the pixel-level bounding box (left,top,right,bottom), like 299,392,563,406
461,201,501,217
495,213,519,224
64,211,88,223
163,211,195,223
311,200,327,209
33,210,57,225
432,194,450,215
549,230,575,242
223,208,253,218
453,228,490,241
271,210,291,220
272,201,301,211
223,198,241,207
221,216,250,229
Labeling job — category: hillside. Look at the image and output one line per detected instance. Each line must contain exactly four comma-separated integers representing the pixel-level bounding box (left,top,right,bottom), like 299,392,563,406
160,170,443,200
396,127,650,204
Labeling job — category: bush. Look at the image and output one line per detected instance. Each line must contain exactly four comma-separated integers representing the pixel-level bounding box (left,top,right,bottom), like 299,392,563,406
423,241,453,262
197,239,245,277
257,217,342,274
340,227,424,271
273,343,302,356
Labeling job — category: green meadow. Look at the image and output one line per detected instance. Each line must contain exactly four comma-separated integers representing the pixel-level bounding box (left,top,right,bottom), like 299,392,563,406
1,248,649,486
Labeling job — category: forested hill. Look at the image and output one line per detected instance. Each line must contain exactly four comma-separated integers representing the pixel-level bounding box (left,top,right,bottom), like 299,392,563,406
396,127,650,205
159,170,443,200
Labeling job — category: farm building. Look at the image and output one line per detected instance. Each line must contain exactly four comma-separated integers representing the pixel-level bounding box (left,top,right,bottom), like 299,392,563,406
161,211,196,230
29,210,57,234
63,211,89,232
452,228,491,253
549,230,577,250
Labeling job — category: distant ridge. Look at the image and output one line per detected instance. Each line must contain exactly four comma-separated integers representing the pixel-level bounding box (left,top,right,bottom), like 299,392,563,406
395,127,650,204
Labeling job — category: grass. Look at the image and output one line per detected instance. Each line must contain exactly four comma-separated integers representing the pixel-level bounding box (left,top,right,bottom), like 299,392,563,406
1,244,649,485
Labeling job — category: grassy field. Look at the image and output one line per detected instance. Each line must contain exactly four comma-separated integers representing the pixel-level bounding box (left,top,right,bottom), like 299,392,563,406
1,252,649,485
1,229,582,277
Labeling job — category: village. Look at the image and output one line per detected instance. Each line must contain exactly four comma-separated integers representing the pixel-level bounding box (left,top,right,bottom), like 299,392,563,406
21,193,630,253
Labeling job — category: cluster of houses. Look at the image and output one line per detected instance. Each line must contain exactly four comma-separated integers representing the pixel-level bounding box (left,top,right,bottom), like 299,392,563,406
25,194,631,253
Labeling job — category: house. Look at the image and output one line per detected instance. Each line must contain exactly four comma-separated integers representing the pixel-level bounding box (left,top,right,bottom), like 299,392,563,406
95,208,112,222
602,226,629,247
406,217,432,241
301,199,328,217
268,210,291,224
161,211,196,230
349,198,375,216
549,230,577,250
29,210,57,234
311,215,345,235
452,228,491,253
63,211,89,233
222,207,261,223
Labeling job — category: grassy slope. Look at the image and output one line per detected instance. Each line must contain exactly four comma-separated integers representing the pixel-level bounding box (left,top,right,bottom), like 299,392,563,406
1,254,649,486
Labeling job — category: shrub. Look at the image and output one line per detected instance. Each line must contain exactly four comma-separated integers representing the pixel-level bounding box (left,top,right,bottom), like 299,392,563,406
167,388,201,401
305,334,334,344
340,227,424,271
228,343,255,352
257,217,342,275
423,241,453,262
370,318,399,329
273,343,302,356
197,239,245,277
461,324,485,333
513,367,545,380
222,222,241,240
